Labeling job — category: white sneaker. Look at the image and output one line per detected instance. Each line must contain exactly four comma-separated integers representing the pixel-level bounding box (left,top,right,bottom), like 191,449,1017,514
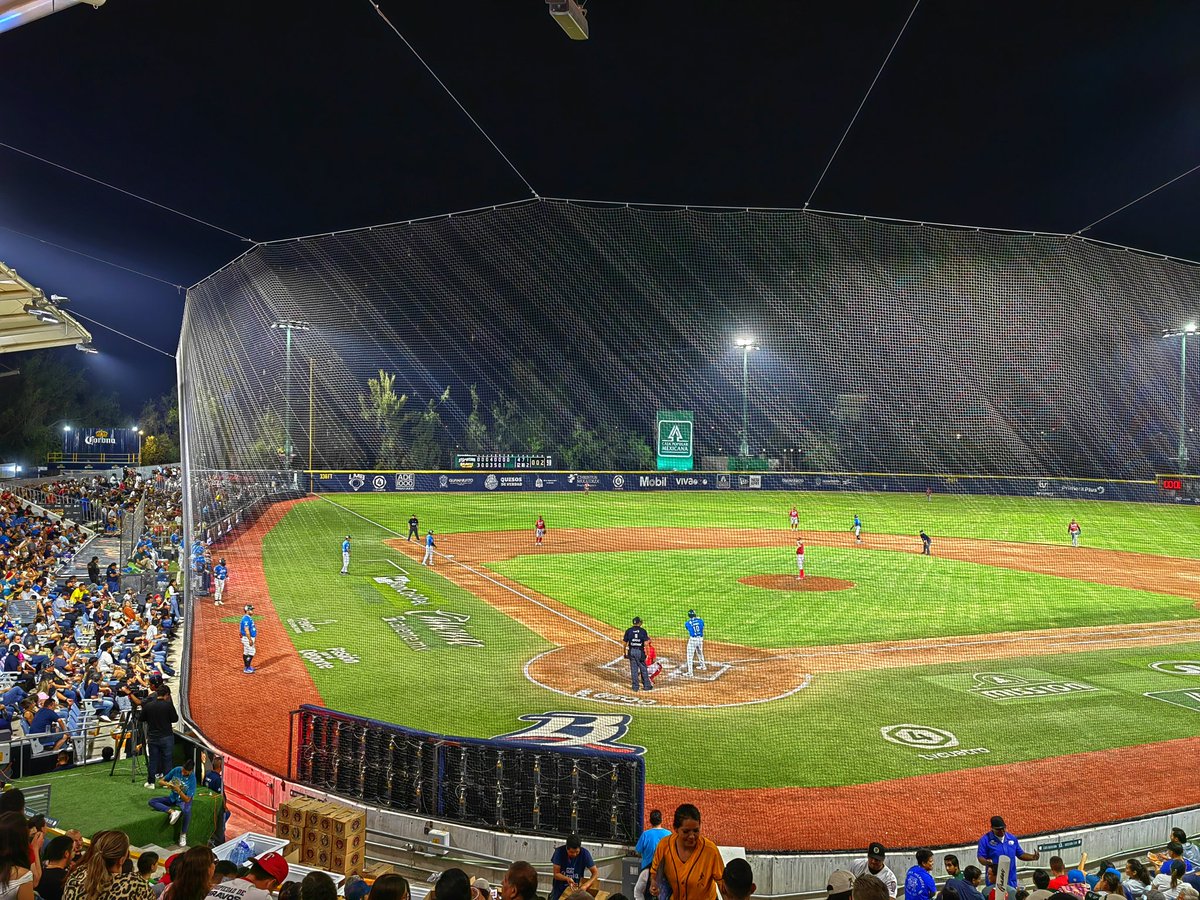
168,809,181,825
178,834,187,847
144,782,154,789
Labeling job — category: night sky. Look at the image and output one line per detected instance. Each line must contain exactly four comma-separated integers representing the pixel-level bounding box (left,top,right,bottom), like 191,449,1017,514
4,1,1200,409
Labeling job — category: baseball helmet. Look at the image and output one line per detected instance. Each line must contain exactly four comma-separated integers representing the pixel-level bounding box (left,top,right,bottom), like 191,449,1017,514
688,609,696,618
244,604,254,612
632,616,642,625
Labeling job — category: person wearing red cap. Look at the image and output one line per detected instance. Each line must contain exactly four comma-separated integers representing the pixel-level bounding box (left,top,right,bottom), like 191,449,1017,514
204,852,288,900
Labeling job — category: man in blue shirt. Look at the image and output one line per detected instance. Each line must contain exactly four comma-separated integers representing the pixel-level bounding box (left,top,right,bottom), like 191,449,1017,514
977,816,1039,892
549,834,598,900
240,605,257,674
684,610,707,677
905,850,938,900
149,758,198,846
341,535,351,575
633,810,670,900
213,558,228,606
29,697,70,752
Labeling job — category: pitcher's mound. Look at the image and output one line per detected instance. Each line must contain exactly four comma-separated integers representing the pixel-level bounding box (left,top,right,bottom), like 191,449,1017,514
740,575,856,592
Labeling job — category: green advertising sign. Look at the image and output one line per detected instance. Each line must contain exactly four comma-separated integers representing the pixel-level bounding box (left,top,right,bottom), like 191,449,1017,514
656,410,694,471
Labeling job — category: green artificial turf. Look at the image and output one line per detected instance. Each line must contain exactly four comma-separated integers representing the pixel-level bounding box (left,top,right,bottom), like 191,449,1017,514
255,492,1200,790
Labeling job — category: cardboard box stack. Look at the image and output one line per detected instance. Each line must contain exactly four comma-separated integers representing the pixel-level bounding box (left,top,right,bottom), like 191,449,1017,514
273,797,366,876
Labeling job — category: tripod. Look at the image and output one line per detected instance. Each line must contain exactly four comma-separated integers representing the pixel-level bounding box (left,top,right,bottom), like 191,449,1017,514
110,709,146,782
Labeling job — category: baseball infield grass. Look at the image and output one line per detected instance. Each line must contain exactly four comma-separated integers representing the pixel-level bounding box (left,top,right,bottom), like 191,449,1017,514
257,492,1200,790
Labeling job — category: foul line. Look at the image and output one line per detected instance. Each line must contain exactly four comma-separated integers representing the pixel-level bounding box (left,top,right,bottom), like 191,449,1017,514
316,495,620,646
386,559,409,575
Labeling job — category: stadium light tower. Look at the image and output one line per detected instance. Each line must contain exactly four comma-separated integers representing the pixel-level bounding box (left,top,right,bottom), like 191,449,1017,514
1164,322,1199,472
734,336,759,457
270,320,311,469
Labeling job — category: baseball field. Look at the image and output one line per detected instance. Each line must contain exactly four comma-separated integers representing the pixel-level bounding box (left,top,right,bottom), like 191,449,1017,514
187,488,1200,851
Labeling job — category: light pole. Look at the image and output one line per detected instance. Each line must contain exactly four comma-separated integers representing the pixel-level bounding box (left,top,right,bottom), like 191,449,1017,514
270,320,312,467
131,426,145,466
734,336,758,458
1164,322,1199,472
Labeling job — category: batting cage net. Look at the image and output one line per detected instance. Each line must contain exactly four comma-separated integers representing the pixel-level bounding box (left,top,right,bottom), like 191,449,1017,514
179,199,1200,851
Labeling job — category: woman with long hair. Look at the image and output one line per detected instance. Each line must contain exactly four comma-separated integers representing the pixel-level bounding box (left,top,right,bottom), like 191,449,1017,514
62,831,154,900
0,811,34,900
1094,872,1123,899
161,848,214,900
369,875,411,900
300,872,338,900
648,804,724,900
1151,860,1189,900
1123,859,1151,899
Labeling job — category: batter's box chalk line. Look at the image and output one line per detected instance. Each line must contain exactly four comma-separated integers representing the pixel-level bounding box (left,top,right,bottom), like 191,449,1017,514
600,655,731,682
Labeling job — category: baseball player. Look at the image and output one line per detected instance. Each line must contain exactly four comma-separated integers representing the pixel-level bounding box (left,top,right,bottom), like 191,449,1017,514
240,604,256,674
684,609,707,676
407,515,419,541
340,535,351,575
422,530,436,566
213,557,228,606
535,516,546,546
796,539,805,579
1068,518,1081,548
920,531,932,555
853,514,863,544
789,506,799,530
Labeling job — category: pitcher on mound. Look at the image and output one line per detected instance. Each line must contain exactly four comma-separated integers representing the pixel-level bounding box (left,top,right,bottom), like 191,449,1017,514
796,539,805,579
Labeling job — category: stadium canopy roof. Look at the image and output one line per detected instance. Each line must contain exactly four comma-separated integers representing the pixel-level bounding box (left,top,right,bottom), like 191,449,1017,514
0,260,92,354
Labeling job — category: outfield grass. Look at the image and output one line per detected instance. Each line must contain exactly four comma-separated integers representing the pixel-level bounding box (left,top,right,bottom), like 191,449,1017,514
256,493,1200,790
327,490,1200,558
491,547,1199,647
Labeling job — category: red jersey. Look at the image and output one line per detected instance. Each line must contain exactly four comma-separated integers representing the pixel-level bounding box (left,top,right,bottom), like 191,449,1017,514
789,507,798,517
796,543,805,555
536,518,545,529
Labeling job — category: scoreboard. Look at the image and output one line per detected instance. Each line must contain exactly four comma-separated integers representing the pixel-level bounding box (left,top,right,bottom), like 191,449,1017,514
454,453,554,470
1158,475,1198,497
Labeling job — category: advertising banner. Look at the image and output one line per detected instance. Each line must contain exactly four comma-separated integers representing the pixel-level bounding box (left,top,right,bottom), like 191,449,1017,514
656,410,694,471
63,427,139,458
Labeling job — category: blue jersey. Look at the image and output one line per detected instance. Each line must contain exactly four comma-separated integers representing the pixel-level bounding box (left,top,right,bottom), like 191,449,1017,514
214,564,227,581
854,515,861,527
342,539,351,553
977,831,1025,887
685,617,704,638
905,867,937,900
240,615,256,639
426,533,435,547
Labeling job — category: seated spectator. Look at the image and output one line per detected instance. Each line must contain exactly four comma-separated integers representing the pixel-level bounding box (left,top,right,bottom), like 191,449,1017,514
1152,861,1188,900
1124,860,1152,899
63,831,155,900
211,862,238,885
165,847,216,900
202,852,288,900
1173,831,1200,867
551,836,599,900
1027,871,1053,900
438,871,473,900
828,871,854,900
28,697,70,752
0,810,35,900
39,836,76,900
136,853,159,883
954,868,987,900
723,859,756,900
501,863,536,900
905,852,938,900
1094,872,1123,899
299,872,337,900
853,876,891,900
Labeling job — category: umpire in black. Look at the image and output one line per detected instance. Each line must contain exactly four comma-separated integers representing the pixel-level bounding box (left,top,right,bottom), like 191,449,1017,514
623,616,652,692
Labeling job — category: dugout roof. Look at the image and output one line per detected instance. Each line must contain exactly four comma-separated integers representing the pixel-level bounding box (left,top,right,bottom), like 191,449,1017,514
0,260,92,354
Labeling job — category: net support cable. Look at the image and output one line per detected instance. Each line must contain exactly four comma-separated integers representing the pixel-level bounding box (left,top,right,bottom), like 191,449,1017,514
804,0,922,208
366,0,540,200
0,140,254,243
0,222,187,291
70,309,177,359
1076,159,1200,236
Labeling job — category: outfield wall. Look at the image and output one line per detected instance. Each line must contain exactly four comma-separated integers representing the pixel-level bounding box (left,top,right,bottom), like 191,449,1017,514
309,470,1199,504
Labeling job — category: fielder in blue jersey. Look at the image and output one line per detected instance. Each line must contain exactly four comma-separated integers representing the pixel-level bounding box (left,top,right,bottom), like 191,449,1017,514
240,604,257,674
685,609,706,676
853,514,863,543
213,558,228,605
340,535,351,575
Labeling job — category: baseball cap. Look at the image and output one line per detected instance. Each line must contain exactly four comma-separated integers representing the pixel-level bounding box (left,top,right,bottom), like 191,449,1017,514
990,816,1006,829
473,878,492,895
632,616,642,624
688,609,696,618
248,852,288,883
867,843,886,861
344,877,370,900
827,871,855,897
244,604,254,612
1067,871,1085,885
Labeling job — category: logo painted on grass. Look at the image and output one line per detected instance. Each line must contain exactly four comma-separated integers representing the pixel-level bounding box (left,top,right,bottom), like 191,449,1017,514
1144,689,1200,712
1149,661,1200,676
287,617,336,634
881,724,959,749
494,712,646,755
881,725,991,761
375,574,484,649
970,672,1099,701
299,648,360,669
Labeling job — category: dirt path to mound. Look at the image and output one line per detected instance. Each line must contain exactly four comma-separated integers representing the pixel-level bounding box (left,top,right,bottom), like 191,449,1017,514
188,497,324,776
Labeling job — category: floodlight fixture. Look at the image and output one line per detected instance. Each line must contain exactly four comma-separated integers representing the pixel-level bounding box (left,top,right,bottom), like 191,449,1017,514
271,319,312,332
734,335,758,348
24,303,60,325
271,319,312,467
63,425,71,432
75,342,98,354
734,336,760,457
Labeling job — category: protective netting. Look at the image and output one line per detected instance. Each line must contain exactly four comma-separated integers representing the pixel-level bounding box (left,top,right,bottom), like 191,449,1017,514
179,200,1200,850
181,200,1198,480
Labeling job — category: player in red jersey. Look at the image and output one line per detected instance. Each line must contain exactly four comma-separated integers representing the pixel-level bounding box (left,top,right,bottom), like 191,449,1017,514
645,640,663,684
796,538,805,579
535,516,546,546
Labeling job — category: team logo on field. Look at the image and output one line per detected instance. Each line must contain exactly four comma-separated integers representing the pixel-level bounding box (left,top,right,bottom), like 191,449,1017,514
439,475,449,488
970,672,1098,701
347,473,365,491
484,474,499,490
394,473,416,490
612,475,625,489
880,724,958,749
1150,661,1200,676
372,476,387,490
494,712,645,755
